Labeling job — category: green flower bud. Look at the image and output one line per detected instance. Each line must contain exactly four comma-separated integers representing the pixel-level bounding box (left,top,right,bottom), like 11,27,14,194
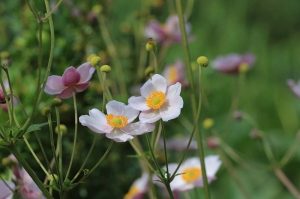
55,124,68,135
41,107,51,116
87,54,102,68
197,56,209,67
145,39,156,51
51,97,63,107
100,64,111,72
92,5,103,15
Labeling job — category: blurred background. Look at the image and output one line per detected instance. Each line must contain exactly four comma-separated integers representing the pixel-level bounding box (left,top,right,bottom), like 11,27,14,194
1,0,300,198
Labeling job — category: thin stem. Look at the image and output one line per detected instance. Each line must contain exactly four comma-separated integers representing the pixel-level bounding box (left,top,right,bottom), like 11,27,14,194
55,107,63,182
23,136,50,176
65,92,78,180
42,0,64,20
151,50,158,73
274,168,300,199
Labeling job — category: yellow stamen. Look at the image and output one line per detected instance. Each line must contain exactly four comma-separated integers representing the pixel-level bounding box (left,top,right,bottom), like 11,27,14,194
146,91,166,110
168,66,178,84
181,167,202,183
124,186,139,199
106,114,128,128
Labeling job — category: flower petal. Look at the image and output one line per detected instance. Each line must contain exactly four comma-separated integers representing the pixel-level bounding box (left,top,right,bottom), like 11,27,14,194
151,74,167,93
167,82,182,99
139,110,161,123
62,67,81,86
106,100,126,115
159,97,183,121
128,96,150,111
57,87,75,99
124,105,139,123
77,62,95,83
205,155,222,178
0,180,14,199
105,129,134,142
140,79,156,98
75,83,89,92
122,122,155,135
44,75,65,95
79,109,112,134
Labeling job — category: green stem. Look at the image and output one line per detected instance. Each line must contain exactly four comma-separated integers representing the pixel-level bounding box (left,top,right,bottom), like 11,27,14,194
65,93,78,180
55,107,63,182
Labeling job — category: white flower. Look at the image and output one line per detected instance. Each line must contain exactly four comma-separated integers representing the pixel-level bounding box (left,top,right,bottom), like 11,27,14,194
128,74,183,123
157,155,221,192
79,100,155,142
124,173,148,199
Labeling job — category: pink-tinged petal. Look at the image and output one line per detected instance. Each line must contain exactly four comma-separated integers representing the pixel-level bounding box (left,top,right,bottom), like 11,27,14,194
242,53,256,66
287,79,300,98
106,129,134,142
77,62,95,83
139,110,161,123
140,80,156,98
79,109,112,134
106,100,126,115
151,74,167,93
44,75,65,95
0,180,14,199
124,105,139,123
128,96,149,111
62,67,80,86
166,82,182,99
57,87,75,99
122,122,155,136
74,83,89,92
163,60,187,86
145,21,166,42
212,54,242,73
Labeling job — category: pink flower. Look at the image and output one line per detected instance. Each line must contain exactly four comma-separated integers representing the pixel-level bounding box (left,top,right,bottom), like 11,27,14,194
163,60,188,86
287,79,300,98
44,62,95,99
0,81,19,112
0,180,14,199
145,15,191,44
212,53,255,74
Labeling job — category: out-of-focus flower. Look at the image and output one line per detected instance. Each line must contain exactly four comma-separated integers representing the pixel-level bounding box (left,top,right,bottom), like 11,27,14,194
145,15,191,44
202,118,214,129
159,156,221,192
0,180,14,199
0,81,19,112
159,137,197,151
207,136,220,149
128,74,183,123
79,100,155,142
163,60,188,86
1,155,44,199
212,53,255,74
287,79,300,98
44,62,95,99
124,174,148,199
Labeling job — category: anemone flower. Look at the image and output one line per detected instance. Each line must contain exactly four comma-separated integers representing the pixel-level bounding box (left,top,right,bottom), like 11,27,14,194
0,180,14,199
287,79,300,98
79,100,155,142
128,74,183,123
124,174,148,199
145,15,191,45
212,53,255,74
44,62,95,99
163,60,188,86
155,156,221,192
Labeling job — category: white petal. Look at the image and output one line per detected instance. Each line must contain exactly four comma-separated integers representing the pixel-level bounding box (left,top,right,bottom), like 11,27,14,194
77,62,95,83
139,110,161,123
0,180,14,199
159,101,182,121
140,80,156,98
79,109,112,134
106,100,126,115
122,122,155,135
205,155,222,178
151,74,167,93
182,157,200,168
124,104,140,122
167,82,182,99
128,96,150,111
133,173,149,192
105,129,134,142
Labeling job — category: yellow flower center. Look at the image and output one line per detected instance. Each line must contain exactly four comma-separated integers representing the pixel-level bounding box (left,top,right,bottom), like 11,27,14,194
181,167,202,183
146,91,166,110
124,186,139,199
168,66,178,84
106,114,128,128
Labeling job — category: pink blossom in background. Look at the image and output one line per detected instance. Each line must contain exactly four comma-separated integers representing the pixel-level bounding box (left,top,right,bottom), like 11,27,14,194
123,174,148,199
163,60,188,87
212,53,255,74
145,15,191,44
44,62,95,99
287,79,300,98
0,81,19,112
0,180,14,199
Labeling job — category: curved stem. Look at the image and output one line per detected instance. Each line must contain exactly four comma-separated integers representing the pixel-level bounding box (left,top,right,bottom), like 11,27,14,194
274,168,300,199
65,93,78,180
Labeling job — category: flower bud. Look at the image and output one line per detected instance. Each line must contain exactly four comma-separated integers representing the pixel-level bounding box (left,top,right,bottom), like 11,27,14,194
197,56,209,67
207,136,220,149
55,124,68,135
92,5,102,15
239,63,249,73
203,118,214,129
41,107,51,116
87,54,102,68
145,39,156,51
249,128,262,140
51,97,63,107
100,64,111,72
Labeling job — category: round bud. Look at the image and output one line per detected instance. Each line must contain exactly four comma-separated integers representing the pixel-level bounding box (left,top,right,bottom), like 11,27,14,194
51,97,63,107
197,56,209,67
203,118,214,129
41,107,51,116
145,39,155,51
92,5,103,15
239,63,249,73
87,54,101,68
100,64,111,72
55,124,68,135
